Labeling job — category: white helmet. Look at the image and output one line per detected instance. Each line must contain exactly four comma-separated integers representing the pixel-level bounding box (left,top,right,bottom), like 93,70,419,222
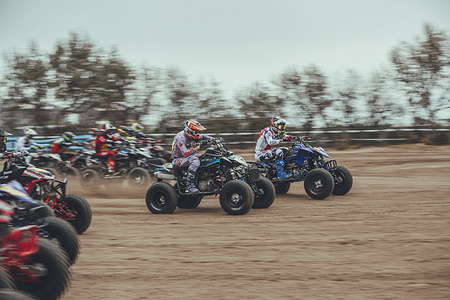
24,128,38,138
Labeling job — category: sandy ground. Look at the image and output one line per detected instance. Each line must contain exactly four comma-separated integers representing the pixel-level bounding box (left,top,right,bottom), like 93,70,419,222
62,145,450,300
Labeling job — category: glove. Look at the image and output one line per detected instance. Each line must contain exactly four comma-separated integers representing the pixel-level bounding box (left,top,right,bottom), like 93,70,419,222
283,136,293,142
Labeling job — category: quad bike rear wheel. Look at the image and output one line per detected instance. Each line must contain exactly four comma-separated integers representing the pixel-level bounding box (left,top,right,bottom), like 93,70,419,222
220,180,254,215
146,182,178,214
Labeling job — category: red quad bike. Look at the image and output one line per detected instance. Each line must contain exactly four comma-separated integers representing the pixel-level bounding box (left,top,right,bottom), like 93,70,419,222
0,200,71,300
0,152,92,234
0,266,38,299
0,180,80,266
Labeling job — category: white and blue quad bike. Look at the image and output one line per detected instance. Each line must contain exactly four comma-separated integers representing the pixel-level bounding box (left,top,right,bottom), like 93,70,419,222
145,137,276,215
250,137,353,200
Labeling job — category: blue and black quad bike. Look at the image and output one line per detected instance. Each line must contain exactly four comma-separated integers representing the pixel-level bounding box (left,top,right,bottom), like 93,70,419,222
250,137,353,200
145,137,275,215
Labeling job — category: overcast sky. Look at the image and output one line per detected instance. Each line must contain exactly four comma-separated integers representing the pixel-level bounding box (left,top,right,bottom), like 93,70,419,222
1,0,449,97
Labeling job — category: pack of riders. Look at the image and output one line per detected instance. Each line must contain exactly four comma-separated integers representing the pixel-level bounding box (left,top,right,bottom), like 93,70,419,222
1,116,298,189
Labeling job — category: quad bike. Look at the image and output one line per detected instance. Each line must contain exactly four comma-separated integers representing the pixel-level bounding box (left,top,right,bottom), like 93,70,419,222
0,152,92,234
250,136,353,200
0,180,80,265
27,147,79,180
133,134,173,163
66,142,97,171
0,200,71,300
0,266,38,299
79,140,164,188
146,137,275,215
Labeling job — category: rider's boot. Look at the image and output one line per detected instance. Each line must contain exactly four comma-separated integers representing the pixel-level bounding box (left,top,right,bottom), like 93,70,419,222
185,174,199,193
276,160,292,179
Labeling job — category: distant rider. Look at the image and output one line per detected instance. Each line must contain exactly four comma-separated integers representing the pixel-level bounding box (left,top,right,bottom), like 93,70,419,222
87,128,100,145
0,127,12,160
0,127,11,154
94,123,122,174
0,128,14,172
51,132,81,160
255,117,294,179
172,120,213,193
14,128,43,153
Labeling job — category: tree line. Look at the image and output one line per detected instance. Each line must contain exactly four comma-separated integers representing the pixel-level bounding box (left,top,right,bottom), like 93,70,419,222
0,23,449,136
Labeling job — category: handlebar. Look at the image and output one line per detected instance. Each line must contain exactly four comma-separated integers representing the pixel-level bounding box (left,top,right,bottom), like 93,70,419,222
197,137,226,150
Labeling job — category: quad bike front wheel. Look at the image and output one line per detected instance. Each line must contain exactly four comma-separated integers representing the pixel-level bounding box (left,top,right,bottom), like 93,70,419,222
13,239,71,300
59,165,79,181
79,168,101,189
55,194,92,234
304,168,335,200
36,216,80,265
274,181,291,194
128,167,150,187
252,177,276,208
331,166,353,195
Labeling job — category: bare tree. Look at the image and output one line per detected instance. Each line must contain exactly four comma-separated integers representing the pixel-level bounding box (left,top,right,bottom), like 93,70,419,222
1,42,54,131
390,23,450,124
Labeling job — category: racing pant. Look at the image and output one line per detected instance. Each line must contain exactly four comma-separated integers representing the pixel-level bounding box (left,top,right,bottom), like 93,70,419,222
173,155,200,190
97,151,118,173
255,148,285,161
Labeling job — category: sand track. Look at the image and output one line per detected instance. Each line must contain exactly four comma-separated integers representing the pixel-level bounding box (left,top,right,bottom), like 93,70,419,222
63,145,450,299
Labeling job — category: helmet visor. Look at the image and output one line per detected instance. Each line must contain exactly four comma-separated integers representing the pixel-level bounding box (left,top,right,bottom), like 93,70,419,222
277,124,286,132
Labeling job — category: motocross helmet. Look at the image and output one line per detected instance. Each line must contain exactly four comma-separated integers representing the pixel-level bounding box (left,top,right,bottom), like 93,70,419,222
131,123,144,133
184,119,206,140
270,117,288,134
117,126,130,137
0,127,12,152
62,131,75,142
101,123,117,137
24,128,38,139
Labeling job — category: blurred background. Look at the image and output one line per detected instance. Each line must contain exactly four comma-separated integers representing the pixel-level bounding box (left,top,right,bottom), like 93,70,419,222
0,0,449,147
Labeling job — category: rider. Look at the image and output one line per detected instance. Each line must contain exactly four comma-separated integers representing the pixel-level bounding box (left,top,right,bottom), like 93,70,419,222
0,128,13,172
14,128,43,153
255,117,294,179
94,123,122,174
0,127,11,154
172,119,214,193
0,128,12,163
87,128,100,144
51,132,81,159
